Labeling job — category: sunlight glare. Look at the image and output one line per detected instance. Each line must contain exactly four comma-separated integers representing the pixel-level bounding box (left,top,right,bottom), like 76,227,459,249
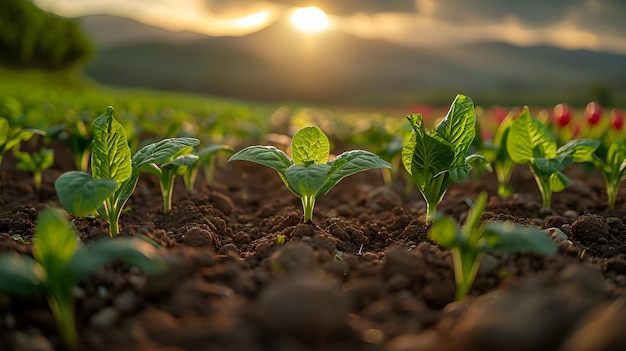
290,7,328,32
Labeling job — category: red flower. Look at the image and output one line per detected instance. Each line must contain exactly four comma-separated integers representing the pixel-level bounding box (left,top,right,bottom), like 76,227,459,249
585,102,602,125
610,109,624,130
553,103,571,127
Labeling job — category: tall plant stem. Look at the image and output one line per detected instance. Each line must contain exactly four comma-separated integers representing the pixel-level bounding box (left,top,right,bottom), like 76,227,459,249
301,195,316,222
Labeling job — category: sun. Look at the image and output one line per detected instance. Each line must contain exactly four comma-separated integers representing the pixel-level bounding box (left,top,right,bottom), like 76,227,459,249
290,6,329,32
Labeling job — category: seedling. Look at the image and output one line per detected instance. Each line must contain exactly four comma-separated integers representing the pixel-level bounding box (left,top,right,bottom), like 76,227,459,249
228,125,392,222
183,144,233,191
482,109,516,197
13,148,54,191
0,206,166,347
55,107,199,236
402,94,490,222
506,107,600,209
140,151,199,213
429,192,557,300
0,117,37,168
592,139,626,207
46,118,92,171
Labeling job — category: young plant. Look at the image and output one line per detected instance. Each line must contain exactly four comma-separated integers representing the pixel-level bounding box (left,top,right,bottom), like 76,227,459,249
55,107,199,236
13,147,54,191
0,117,38,167
482,109,516,197
430,192,557,301
228,125,392,222
592,139,626,207
506,107,600,209
402,94,490,222
139,150,200,213
46,117,92,171
0,206,166,347
183,144,233,191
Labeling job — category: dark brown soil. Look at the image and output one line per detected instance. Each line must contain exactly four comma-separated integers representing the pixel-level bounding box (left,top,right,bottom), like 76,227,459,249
1,140,626,351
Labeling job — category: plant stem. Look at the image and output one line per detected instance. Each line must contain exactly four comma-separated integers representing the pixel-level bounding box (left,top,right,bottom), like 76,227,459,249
452,248,482,301
48,289,77,348
33,171,42,191
160,175,175,213
534,173,552,209
605,176,618,208
301,195,316,222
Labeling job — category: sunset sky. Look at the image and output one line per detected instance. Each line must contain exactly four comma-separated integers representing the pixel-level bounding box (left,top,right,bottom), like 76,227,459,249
34,0,626,54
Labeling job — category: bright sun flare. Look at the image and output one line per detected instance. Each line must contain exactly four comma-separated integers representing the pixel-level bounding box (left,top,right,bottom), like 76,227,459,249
290,7,328,32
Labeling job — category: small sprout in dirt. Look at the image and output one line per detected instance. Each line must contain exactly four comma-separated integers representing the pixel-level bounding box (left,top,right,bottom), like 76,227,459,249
13,147,54,191
276,234,287,246
139,148,200,213
506,107,600,209
591,139,626,208
0,206,166,347
429,192,557,301
0,116,39,168
183,144,233,191
55,107,200,236
482,109,516,197
229,125,392,222
46,117,92,171
402,94,490,222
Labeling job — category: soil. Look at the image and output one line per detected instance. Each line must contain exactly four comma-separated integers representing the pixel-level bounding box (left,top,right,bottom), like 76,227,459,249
1,138,626,351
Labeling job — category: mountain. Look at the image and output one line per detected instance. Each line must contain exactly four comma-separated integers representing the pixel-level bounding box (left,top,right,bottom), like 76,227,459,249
78,15,626,105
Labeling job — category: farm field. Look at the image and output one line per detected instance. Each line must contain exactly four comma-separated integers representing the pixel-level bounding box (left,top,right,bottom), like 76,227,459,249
1,71,626,351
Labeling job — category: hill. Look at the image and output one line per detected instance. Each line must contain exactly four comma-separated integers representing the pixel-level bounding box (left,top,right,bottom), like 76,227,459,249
79,15,626,106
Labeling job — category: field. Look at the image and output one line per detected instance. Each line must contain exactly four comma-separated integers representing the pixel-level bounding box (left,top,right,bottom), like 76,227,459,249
0,70,625,351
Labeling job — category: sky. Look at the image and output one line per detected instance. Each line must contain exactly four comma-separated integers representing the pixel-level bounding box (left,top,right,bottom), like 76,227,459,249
34,0,626,54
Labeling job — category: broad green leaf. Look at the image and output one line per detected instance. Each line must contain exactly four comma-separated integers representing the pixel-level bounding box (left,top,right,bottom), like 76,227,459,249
133,137,200,168
401,114,422,176
557,139,601,163
70,238,167,279
0,253,43,295
507,108,556,163
411,133,454,189
433,94,476,165
483,221,557,255
228,145,292,172
317,150,392,197
33,207,80,282
430,214,462,248
284,164,329,197
291,126,330,166
91,107,132,185
607,139,626,176
55,172,117,216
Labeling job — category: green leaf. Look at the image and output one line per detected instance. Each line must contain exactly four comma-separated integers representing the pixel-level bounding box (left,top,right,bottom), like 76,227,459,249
228,145,292,172
433,94,476,165
557,139,601,163
197,145,232,162
411,134,454,189
430,214,462,248
317,150,392,197
162,154,200,176
291,126,330,166
507,108,557,163
607,139,626,176
550,171,570,192
55,172,117,216
133,137,200,168
533,157,572,175
284,164,329,197
0,253,43,295
91,108,132,185
0,118,8,145
33,207,80,282
483,221,557,255
70,238,167,279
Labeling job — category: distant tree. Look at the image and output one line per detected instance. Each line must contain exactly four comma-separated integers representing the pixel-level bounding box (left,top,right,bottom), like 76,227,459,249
0,0,93,69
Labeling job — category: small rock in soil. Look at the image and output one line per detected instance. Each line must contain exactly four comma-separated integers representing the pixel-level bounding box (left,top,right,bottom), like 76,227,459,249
570,213,609,243
182,227,215,247
12,331,54,351
90,306,119,328
546,228,568,241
